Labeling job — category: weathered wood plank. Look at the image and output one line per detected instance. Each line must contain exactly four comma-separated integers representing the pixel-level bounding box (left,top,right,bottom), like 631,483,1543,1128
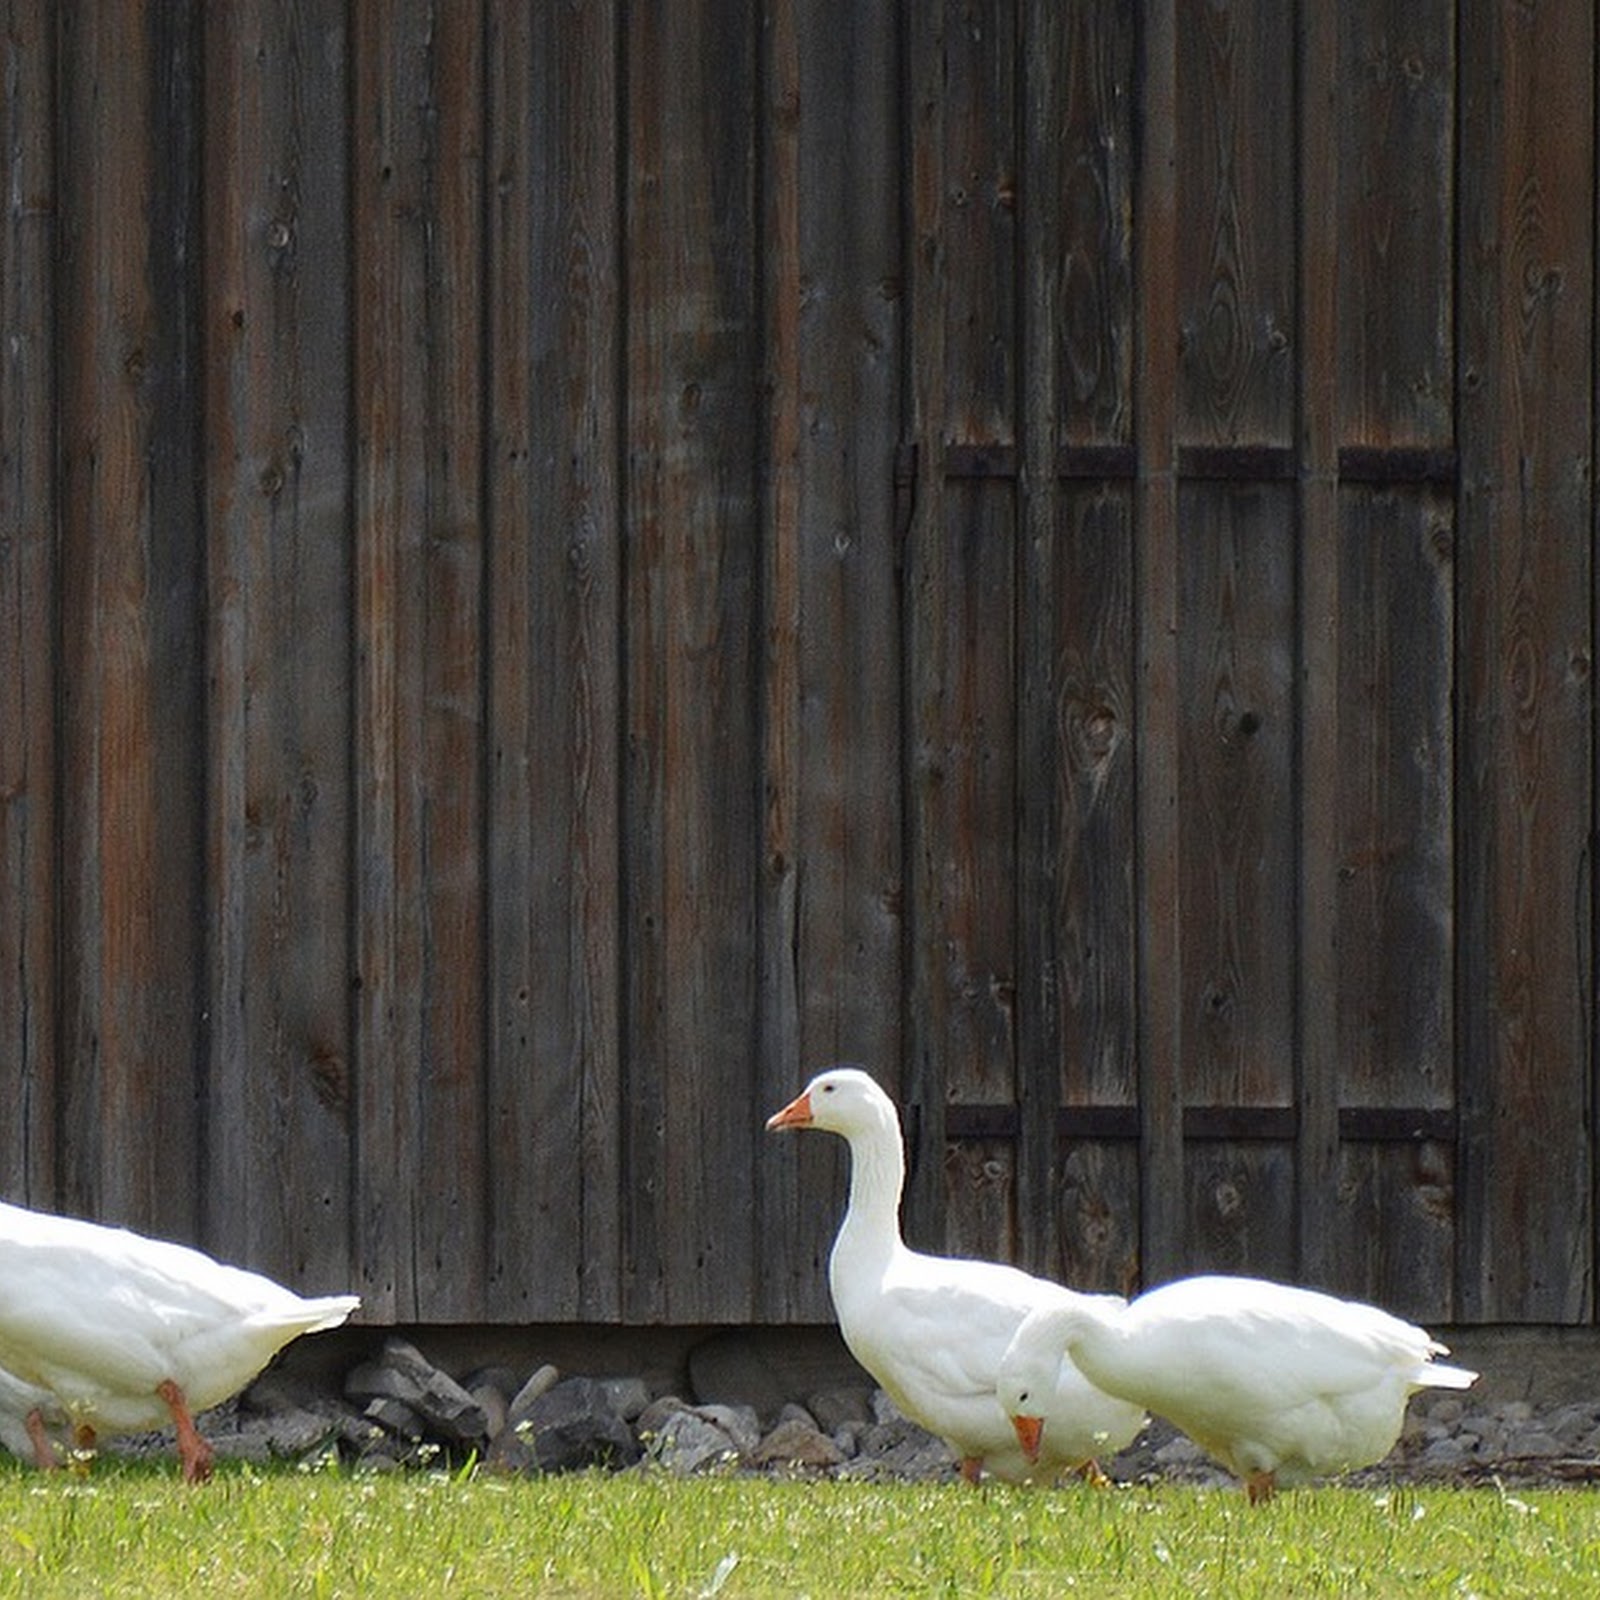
1133,0,1184,1287
1177,483,1296,1113
624,0,762,1322
201,0,355,1290
57,4,206,1240
1175,0,1295,445
1053,489,1138,1113
1017,0,1136,1279
1337,0,1454,446
1294,0,1341,1295
1457,0,1594,1323
486,0,623,1321
757,0,903,1319
942,0,1017,449
928,483,1018,1114
1052,0,1135,445
942,1139,1017,1265
1333,1141,1454,1320
1177,482,1295,1273
351,0,433,1319
1329,489,1454,1111
913,0,1021,1262
412,0,489,1320
902,0,949,1256
1055,1142,1141,1296
0,1,56,1206
1182,1142,1296,1282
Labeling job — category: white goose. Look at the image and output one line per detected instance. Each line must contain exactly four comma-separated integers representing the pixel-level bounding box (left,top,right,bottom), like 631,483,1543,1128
767,1067,1145,1482
0,1364,66,1466
0,1199,359,1481
998,1273,1477,1503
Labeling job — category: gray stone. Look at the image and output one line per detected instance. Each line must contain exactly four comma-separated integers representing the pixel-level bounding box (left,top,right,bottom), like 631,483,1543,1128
485,1424,538,1474
636,1395,691,1437
1420,1435,1472,1470
508,1364,562,1430
1502,1428,1565,1460
645,1406,742,1475
364,1396,428,1441
1545,1402,1600,1447
687,1332,789,1428
464,1363,518,1440
599,1375,653,1423
344,1337,489,1446
695,1402,761,1457
1422,1395,1466,1428
751,1418,846,1471
465,1368,517,1441
870,1389,906,1427
807,1386,874,1433
516,1376,641,1473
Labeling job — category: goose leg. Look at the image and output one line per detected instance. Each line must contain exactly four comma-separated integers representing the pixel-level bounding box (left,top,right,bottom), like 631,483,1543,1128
1076,1458,1111,1488
24,1409,59,1472
1244,1469,1276,1505
959,1455,983,1485
157,1379,214,1484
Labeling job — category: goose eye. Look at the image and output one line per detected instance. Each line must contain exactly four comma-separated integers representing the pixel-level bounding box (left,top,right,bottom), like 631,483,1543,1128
1018,1389,1030,1404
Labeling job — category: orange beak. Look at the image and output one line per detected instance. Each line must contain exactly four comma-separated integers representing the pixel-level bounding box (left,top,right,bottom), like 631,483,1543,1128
1011,1414,1044,1464
766,1089,813,1130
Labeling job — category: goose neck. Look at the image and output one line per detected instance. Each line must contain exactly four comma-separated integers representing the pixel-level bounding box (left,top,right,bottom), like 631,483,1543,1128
834,1117,906,1261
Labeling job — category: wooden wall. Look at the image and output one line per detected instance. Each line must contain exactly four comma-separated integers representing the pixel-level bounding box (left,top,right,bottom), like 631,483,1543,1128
0,0,1593,1326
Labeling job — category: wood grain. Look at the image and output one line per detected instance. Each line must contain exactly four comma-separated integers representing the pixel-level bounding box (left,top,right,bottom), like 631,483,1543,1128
756,0,903,1320
57,4,206,1241
1175,0,1295,444
623,0,762,1322
202,0,356,1291
485,0,623,1321
1457,0,1594,1322
0,2,57,1206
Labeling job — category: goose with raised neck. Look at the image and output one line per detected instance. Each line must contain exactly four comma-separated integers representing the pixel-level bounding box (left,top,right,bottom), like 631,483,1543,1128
767,1065,1144,1483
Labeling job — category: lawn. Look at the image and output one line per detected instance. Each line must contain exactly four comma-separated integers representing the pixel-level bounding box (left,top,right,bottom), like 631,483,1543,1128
0,1459,1597,1598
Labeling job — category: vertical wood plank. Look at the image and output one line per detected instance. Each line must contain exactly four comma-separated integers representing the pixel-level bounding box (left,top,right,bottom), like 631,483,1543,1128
351,0,432,1320
1295,0,1340,1292
757,0,903,1319
57,3,206,1239
1329,491,1455,1110
1177,489,1297,1084
1048,489,1138,1290
1174,0,1294,445
1333,1140,1454,1320
202,0,355,1287
1336,0,1454,447
1017,0,1061,1277
1133,0,1183,1287
0,2,57,1206
624,0,762,1321
1023,0,1138,1285
414,0,488,1320
486,0,623,1321
917,0,1021,1263
1457,0,1593,1322
1052,0,1135,446
1177,482,1296,1272
902,0,949,1253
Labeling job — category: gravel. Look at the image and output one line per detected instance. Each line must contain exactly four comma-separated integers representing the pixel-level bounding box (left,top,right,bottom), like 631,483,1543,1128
63,1331,1600,1489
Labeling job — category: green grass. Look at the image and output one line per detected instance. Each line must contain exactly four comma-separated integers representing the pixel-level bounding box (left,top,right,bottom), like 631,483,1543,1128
0,1459,1597,1598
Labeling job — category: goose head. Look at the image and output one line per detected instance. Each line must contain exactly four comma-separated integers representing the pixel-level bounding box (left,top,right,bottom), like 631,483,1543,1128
996,1302,1102,1463
765,1066,900,1142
